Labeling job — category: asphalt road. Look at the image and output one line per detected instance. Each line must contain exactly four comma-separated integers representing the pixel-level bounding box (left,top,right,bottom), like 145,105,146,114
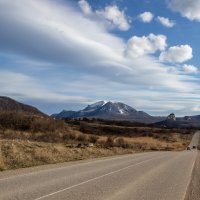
0,132,199,200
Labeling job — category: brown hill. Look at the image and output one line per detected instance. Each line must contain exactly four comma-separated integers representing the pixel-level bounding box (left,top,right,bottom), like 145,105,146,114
0,96,45,116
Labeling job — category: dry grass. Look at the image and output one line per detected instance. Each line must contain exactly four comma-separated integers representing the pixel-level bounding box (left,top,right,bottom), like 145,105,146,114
122,135,189,151
92,133,191,151
0,139,134,171
0,131,192,171
0,115,193,171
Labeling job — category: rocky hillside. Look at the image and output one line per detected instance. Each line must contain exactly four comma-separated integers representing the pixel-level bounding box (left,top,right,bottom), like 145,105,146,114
155,113,200,128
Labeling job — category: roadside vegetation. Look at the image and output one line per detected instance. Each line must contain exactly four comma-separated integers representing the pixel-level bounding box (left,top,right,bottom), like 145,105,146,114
0,112,194,170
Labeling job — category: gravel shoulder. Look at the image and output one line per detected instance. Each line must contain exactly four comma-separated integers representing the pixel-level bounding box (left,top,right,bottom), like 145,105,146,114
185,149,200,199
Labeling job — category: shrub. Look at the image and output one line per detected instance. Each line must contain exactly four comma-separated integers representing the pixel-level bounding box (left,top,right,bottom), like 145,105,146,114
115,137,126,148
104,137,114,147
63,132,77,141
77,134,88,142
0,111,68,133
88,135,99,143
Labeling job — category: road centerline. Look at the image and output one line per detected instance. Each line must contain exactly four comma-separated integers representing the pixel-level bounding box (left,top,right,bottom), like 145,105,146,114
33,154,167,200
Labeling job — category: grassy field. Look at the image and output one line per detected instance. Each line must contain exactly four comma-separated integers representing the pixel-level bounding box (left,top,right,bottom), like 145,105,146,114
0,113,194,170
0,139,135,171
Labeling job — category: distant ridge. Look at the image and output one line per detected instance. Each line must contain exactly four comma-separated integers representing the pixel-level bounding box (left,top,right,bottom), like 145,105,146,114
155,113,200,128
52,101,164,123
0,96,46,116
1,97,200,127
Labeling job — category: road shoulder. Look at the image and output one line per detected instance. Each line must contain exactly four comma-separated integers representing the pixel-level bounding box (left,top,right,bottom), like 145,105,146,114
185,150,200,200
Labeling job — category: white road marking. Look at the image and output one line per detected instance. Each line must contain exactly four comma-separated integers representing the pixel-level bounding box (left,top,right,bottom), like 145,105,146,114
34,155,167,200
183,150,198,199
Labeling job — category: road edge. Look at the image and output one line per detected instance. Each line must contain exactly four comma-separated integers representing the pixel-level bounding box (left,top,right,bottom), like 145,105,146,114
184,144,200,199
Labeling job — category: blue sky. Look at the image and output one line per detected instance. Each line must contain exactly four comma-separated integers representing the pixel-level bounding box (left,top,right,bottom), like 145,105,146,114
0,0,200,116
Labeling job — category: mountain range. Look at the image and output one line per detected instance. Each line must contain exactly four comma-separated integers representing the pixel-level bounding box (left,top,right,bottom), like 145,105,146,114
1,96,200,127
52,101,200,126
52,101,165,123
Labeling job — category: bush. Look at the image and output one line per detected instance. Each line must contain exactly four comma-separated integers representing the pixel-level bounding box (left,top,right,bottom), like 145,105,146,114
77,134,88,142
88,135,99,143
115,137,126,148
63,132,77,141
0,112,68,133
104,137,114,147
0,111,83,143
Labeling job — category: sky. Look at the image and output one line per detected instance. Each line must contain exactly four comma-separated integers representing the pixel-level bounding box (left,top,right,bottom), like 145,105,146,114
0,0,200,116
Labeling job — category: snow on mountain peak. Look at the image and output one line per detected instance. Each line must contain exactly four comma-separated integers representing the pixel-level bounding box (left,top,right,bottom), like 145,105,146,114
89,101,107,108
119,108,124,114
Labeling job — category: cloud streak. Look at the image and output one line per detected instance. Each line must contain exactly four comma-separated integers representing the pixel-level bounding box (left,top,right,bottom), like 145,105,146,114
0,0,199,115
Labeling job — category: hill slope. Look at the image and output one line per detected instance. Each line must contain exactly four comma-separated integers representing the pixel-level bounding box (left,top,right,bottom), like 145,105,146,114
0,96,45,116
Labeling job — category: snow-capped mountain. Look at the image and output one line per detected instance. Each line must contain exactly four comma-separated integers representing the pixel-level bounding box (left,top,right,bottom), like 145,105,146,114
52,101,164,123
82,101,107,112
92,101,137,116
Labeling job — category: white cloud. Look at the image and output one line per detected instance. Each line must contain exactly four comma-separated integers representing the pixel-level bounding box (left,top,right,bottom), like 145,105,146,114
182,64,198,74
0,0,200,116
157,16,175,28
167,0,200,21
125,33,167,58
0,0,195,93
159,45,193,63
78,1,130,31
138,12,154,23
78,0,92,15
96,5,130,31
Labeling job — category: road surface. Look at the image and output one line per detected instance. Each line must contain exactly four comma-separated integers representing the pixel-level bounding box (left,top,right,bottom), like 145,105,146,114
0,132,199,200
